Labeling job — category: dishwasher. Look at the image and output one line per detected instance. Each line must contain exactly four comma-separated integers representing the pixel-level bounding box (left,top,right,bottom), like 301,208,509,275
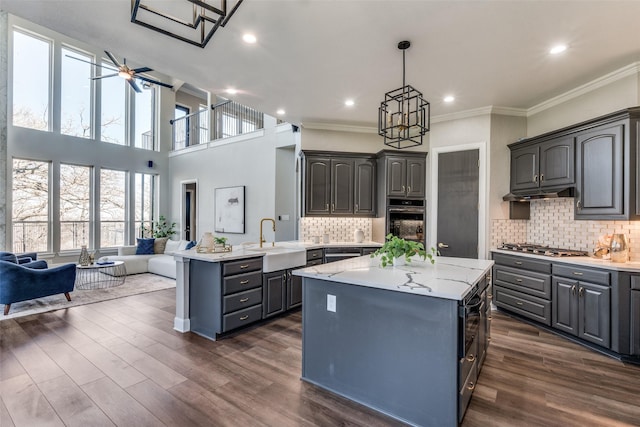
323,247,363,263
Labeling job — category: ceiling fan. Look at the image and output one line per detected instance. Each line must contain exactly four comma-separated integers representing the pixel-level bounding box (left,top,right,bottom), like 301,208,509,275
70,50,173,93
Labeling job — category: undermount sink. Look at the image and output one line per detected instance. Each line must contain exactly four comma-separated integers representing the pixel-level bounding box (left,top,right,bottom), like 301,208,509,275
246,245,307,272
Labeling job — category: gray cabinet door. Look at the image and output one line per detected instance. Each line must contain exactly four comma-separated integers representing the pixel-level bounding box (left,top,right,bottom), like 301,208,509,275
539,137,575,188
552,277,579,335
305,157,331,215
386,157,407,197
578,282,610,348
632,290,640,355
263,271,286,318
406,157,426,198
575,122,624,217
287,270,302,309
510,145,539,191
331,159,354,214
354,158,376,216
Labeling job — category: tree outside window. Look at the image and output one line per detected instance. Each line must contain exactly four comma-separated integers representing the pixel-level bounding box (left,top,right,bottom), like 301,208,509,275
135,173,155,238
61,47,93,138
60,164,91,250
100,169,126,247
12,159,50,253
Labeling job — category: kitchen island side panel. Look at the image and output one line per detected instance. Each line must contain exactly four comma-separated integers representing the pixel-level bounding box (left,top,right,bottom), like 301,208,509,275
301,277,459,427
189,259,223,340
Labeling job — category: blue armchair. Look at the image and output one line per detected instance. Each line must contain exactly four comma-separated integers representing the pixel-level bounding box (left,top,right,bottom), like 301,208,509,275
0,253,76,315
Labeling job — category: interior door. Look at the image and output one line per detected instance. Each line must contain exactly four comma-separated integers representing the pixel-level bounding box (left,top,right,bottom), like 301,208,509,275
436,150,479,258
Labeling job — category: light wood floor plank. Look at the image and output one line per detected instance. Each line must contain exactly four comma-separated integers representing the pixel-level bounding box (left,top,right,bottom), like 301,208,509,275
0,374,64,427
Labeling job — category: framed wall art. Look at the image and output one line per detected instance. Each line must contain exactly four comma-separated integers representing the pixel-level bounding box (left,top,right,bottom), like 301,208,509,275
214,186,245,233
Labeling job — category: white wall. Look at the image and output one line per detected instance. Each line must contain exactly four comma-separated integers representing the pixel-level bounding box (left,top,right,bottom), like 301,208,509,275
300,127,429,154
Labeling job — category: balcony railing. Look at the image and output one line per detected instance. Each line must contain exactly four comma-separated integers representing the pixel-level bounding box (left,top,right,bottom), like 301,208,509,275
171,100,264,151
12,221,48,253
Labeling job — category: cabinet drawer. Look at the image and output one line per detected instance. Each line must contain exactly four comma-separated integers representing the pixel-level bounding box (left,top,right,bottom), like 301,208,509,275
553,264,610,286
631,275,640,290
223,258,262,276
222,304,262,332
494,266,551,299
494,285,552,326
493,253,551,274
223,271,262,295
458,360,478,423
459,335,478,390
305,259,323,267
223,288,263,314
361,247,379,256
306,249,324,262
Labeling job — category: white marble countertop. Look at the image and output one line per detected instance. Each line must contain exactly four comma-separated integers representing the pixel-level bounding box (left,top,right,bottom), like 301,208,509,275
293,256,494,301
173,240,383,263
491,249,640,272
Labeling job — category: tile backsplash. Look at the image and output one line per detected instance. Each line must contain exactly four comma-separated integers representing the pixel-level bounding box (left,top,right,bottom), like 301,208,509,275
492,198,640,261
299,217,373,243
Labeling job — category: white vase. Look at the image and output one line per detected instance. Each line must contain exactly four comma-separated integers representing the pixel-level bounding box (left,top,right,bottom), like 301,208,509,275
198,232,215,252
392,257,406,267
354,228,364,243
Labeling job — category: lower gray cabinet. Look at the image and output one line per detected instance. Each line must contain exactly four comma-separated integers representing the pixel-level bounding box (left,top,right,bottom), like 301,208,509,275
287,270,302,309
263,271,286,318
631,290,640,356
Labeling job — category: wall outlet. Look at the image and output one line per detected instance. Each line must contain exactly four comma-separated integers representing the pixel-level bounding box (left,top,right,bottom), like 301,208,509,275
278,214,290,221
327,294,336,312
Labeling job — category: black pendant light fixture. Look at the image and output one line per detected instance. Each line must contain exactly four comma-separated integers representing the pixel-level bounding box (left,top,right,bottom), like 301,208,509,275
378,41,430,149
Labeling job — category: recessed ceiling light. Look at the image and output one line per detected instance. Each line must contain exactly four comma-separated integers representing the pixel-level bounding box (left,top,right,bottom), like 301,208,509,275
443,95,455,103
243,33,257,44
549,44,567,55
276,109,285,115
345,99,355,107
225,88,238,95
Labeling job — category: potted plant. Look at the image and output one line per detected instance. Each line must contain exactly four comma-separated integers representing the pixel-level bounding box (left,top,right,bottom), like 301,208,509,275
213,236,228,248
142,215,177,238
371,234,437,267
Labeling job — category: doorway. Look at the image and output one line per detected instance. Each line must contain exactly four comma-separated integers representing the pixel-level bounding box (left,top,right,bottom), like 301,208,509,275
434,148,481,258
182,182,197,241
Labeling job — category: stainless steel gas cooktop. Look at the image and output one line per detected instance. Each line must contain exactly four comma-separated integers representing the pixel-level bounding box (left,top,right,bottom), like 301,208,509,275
498,243,588,257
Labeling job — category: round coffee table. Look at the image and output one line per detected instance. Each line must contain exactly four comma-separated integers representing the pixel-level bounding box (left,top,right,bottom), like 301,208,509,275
75,261,127,290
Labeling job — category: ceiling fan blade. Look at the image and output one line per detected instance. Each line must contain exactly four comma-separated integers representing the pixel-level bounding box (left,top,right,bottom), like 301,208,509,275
65,55,117,72
90,73,119,80
135,74,174,89
128,79,142,93
104,51,122,68
132,66,152,74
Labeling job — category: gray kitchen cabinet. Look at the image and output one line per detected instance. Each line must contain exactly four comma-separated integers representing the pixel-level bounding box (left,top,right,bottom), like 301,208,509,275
287,270,302,309
509,137,574,192
552,265,611,348
631,290,640,356
354,158,376,215
301,151,377,217
381,153,426,198
263,270,286,318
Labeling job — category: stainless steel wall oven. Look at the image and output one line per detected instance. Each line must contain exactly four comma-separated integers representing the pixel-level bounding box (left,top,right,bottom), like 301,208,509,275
386,198,425,242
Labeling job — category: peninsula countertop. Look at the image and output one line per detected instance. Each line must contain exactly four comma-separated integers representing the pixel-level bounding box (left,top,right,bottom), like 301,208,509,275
293,256,494,301
491,249,640,272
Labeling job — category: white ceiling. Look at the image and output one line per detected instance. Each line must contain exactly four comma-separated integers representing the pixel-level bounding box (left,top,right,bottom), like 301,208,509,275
3,0,640,128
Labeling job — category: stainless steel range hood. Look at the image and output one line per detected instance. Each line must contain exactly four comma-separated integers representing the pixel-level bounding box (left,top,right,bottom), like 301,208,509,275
502,187,575,202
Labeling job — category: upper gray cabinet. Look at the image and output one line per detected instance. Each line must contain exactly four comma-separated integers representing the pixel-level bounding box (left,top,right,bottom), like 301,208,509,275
378,151,427,199
302,151,376,217
510,137,574,192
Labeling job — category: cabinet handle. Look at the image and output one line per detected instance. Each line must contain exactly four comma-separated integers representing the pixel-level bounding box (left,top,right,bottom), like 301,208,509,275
355,203,359,211
488,316,493,320
407,186,411,194
573,272,583,276
516,279,523,283
533,174,538,183
514,261,523,265
540,174,544,182
571,284,577,296
466,354,476,362
467,382,476,391
239,264,250,269
576,200,582,210
402,185,405,193
516,301,524,306
239,315,249,321
240,280,250,285
239,297,249,303
579,287,584,297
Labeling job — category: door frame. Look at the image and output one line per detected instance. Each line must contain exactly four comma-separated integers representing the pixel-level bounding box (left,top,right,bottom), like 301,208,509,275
429,142,487,259
180,179,198,242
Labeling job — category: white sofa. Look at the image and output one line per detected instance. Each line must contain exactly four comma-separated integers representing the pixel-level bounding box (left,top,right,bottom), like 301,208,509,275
98,239,193,279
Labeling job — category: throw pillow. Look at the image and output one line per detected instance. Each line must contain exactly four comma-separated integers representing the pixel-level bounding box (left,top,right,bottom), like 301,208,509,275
154,237,169,254
185,241,197,250
136,238,155,255
164,239,180,254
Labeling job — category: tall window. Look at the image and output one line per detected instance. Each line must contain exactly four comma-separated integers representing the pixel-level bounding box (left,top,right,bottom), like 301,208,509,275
174,105,190,149
61,47,93,138
12,159,50,253
12,30,51,131
100,61,126,145
134,81,155,149
100,169,126,247
60,164,91,250
135,173,155,237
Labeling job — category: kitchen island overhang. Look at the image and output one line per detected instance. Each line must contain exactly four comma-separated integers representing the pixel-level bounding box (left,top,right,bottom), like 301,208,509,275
294,256,494,427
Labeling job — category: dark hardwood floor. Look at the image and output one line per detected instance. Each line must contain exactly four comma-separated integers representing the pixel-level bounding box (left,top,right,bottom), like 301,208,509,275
1,288,639,427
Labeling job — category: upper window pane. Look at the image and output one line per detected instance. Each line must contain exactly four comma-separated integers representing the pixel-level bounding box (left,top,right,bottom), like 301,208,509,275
60,164,91,250
61,48,93,138
100,169,126,247
135,173,155,238
12,159,50,253
100,61,126,145
12,30,51,131
134,81,154,150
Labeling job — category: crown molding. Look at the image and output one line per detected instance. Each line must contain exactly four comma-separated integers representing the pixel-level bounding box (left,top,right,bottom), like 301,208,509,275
301,122,378,134
527,62,640,116
432,106,527,123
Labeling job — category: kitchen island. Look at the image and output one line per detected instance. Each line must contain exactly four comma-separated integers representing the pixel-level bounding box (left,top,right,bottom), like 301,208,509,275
294,256,494,427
